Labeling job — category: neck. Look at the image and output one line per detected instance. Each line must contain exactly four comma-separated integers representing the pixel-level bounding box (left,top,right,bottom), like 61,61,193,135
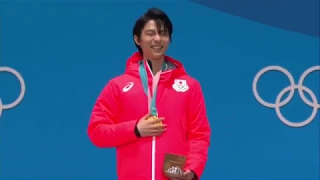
145,58,165,75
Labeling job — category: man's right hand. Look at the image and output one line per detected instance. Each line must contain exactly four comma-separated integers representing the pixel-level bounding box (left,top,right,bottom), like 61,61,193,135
136,113,167,137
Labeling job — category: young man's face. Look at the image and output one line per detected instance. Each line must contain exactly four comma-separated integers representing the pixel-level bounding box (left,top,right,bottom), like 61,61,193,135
135,20,170,60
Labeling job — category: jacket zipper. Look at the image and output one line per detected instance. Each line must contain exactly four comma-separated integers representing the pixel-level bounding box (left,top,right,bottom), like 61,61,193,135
146,63,172,180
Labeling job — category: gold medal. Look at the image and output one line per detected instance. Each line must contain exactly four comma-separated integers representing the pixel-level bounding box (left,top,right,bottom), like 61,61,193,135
147,115,162,124
147,115,157,120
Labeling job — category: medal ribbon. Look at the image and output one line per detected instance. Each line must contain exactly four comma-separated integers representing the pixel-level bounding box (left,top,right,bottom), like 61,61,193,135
139,61,165,116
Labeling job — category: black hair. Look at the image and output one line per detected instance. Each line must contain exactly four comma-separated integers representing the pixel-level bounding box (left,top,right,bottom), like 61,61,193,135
132,7,173,54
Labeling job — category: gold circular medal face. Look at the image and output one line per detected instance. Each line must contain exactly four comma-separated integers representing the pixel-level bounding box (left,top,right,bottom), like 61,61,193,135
147,115,162,124
147,116,157,120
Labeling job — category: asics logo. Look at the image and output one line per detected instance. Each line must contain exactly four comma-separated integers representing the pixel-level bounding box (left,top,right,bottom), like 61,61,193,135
252,65,319,128
123,82,134,92
0,66,26,118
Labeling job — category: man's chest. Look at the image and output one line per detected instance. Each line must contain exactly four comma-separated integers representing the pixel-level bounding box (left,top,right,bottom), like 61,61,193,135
118,78,191,119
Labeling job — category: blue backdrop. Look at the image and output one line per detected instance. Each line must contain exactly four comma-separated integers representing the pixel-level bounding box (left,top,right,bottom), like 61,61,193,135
0,1,319,179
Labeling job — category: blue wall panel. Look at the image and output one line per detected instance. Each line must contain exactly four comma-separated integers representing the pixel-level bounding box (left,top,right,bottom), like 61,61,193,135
0,1,319,179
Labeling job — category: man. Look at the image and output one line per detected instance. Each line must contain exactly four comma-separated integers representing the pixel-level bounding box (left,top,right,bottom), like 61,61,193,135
87,7,211,180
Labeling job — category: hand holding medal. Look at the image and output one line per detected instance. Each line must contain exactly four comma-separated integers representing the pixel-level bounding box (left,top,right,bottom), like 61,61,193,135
136,113,167,137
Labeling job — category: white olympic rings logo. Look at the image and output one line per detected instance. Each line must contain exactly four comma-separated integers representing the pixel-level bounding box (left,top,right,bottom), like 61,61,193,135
0,66,26,117
253,65,319,128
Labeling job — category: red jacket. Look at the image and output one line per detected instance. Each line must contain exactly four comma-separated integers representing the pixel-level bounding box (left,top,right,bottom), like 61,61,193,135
87,52,211,180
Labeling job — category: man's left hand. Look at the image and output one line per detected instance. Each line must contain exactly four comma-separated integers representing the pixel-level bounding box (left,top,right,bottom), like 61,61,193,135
182,170,195,180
